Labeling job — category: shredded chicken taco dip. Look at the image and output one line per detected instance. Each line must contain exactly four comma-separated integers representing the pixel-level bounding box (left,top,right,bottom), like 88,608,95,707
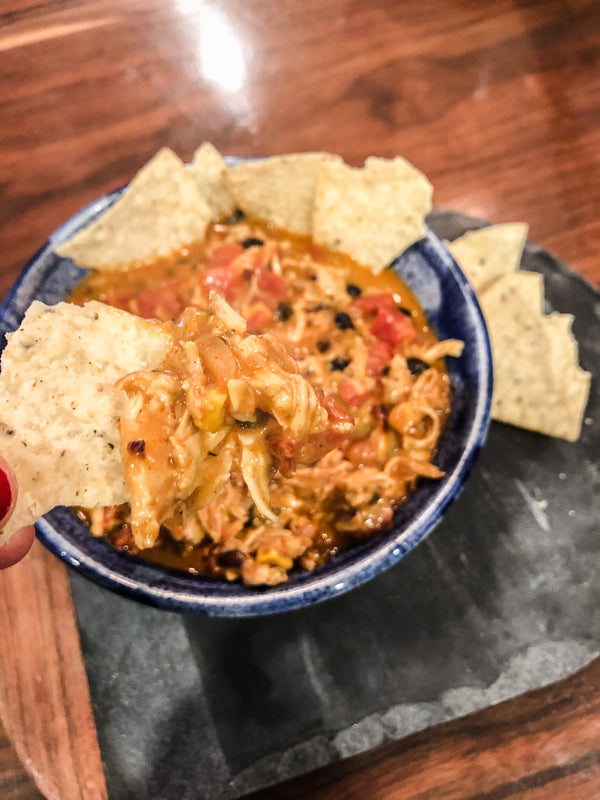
1,146,465,586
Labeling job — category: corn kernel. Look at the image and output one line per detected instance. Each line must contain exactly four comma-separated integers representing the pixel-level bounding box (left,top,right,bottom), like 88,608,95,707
197,389,227,432
256,547,294,570
388,402,417,434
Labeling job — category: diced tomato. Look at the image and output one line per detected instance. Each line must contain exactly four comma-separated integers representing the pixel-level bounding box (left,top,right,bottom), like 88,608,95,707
353,294,395,314
106,291,135,312
269,435,296,459
366,340,393,376
338,378,371,409
267,435,297,477
353,293,416,349
201,243,246,302
200,264,237,302
201,245,288,311
207,243,244,270
255,268,288,308
317,389,354,425
134,278,187,319
370,309,415,348
246,303,273,332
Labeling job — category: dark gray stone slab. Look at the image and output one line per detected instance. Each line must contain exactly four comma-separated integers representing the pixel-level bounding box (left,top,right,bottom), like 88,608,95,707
69,211,600,799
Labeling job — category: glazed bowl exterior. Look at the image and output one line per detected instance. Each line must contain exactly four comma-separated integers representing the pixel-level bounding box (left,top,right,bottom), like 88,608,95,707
0,171,492,616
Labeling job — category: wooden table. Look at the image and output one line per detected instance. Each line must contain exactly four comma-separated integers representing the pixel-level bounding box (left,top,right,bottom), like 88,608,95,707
1,1,599,798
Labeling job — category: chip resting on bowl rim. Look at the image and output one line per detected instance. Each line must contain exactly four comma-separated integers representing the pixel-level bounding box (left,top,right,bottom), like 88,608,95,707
312,156,433,273
189,141,236,220
55,148,213,270
225,152,343,235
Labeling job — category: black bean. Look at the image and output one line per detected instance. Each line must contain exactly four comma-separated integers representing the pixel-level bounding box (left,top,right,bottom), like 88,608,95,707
371,404,389,429
330,357,351,371
207,554,220,575
275,301,293,321
407,357,429,376
216,549,246,568
334,311,354,330
223,208,245,224
112,524,134,551
346,283,362,298
127,439,145,455
398,307,412,317
235,409,268,429
317,339,330,353
241,236,264,249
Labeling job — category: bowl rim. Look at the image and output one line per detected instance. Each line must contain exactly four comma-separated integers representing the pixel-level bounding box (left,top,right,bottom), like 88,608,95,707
0,180,493,617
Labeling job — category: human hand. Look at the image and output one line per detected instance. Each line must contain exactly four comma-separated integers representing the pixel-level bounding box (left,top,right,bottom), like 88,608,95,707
0,456,35,568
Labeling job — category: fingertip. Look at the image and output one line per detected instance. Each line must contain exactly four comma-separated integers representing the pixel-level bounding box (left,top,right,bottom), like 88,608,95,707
0,455,17,528
0,525,35,568
0,457,31,567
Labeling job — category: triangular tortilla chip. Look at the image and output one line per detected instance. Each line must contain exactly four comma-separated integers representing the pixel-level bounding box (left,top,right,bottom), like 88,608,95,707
484,270,545,315
480,274,590,441
56,148,213,269
189,142,235,219
446,223,528,293
312,156,432,273
226,152,341,235
0,301,173,542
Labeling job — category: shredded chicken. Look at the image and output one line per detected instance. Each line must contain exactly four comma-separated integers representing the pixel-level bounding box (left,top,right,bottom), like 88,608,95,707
74,215,459,585
117,292,353,549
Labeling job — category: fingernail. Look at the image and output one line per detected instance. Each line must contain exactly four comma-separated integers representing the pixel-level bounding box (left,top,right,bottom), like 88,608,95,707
0,469,12,524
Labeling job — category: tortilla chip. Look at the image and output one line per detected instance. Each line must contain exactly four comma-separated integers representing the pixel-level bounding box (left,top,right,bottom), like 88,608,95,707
189,142,235,219
446,223,528,293
486,270,545,315
312,156,432,273
480,274,590,441
542,312,584,377
226,153,341,235
0,301,173,542
56,148,212,269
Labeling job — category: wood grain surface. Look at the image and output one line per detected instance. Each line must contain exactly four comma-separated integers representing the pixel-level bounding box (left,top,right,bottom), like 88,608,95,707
1,1,599,798
0,543,107,800
243,658,600,800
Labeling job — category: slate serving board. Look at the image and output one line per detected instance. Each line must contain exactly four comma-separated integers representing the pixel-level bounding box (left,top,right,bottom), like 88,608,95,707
69,210,599,800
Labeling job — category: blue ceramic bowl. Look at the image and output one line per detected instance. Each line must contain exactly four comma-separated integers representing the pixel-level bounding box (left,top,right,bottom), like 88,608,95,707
0,178,492,616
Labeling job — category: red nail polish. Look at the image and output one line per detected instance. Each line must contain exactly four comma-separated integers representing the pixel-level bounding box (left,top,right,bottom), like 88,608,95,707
0,469,12,523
